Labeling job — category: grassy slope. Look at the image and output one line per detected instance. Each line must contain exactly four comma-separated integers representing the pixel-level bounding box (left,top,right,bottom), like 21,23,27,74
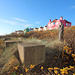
25,26,75,49
0,43,18,74
0,26,75,74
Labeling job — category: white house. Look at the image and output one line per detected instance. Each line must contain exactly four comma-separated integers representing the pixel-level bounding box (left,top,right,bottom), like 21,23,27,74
15,30,23,34
34,27,38,31
43,25,47,31
38,26,43,31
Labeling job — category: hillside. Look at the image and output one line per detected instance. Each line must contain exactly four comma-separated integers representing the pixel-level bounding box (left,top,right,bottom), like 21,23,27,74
25,26,75,49
0,26,75,75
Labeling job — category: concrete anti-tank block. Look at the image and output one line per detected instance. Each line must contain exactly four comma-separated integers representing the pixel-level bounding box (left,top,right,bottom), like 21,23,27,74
18,43,45,66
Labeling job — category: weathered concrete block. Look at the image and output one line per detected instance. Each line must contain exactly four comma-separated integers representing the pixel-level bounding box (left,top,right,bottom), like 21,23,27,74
18,43,45,66
5,40,21,48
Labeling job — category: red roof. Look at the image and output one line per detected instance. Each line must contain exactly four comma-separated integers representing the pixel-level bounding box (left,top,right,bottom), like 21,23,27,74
40,26,43,28
64,19,70,23
35,27,38,29
51,19,57,23
51,19,70,23
45,25,47,27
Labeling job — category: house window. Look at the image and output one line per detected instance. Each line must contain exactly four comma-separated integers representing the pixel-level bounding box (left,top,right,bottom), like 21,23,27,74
66,23,68,26
51,23,53,25
51,22,54,26
69,23,70,25
48,24,50,26
53,22,55,25
56,22,58,25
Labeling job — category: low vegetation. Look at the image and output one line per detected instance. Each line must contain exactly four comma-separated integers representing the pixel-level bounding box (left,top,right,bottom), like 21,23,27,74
0,26,75,75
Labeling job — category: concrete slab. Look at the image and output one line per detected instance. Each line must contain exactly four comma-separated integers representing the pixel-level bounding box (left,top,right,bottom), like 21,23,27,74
18,43,45,66
5,40,21,48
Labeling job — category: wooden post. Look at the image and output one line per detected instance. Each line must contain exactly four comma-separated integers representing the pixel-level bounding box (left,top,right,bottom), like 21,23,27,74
58,23,64,42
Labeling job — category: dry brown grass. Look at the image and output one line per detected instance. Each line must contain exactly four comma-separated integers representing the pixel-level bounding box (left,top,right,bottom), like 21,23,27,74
25,26,75,50
0,26,75,74
64,26,75,51
0,43,18,74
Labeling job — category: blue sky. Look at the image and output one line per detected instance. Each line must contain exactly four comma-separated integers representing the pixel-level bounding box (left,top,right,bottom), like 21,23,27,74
0,0,75,35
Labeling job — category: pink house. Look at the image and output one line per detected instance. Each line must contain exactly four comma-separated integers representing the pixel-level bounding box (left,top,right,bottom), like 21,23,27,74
47,17,71,30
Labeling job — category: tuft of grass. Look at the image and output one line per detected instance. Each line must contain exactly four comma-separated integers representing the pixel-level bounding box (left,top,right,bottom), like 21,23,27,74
22,38,63,54
1,55,19,74
46,39,63,50
0,43,18,70
45,39,63,59
22,38,48,45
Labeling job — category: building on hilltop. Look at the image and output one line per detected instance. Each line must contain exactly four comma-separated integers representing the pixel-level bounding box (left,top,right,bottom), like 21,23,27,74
43,25,47,31
47,16,71,30
34,27,38,31
29,28,34,31
38,26,43,31
15,30,23,34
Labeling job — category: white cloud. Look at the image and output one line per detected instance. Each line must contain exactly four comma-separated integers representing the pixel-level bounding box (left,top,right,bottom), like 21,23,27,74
19,23,33,27
35,22,41,24
11,17,28,22
0,19,18,25
0,19,33,27
0,18,33,35
23,24,33,26
71,5,75,8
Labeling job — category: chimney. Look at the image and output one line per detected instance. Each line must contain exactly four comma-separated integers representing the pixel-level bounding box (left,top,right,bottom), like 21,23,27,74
49,19,51,22
60,16,63,20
